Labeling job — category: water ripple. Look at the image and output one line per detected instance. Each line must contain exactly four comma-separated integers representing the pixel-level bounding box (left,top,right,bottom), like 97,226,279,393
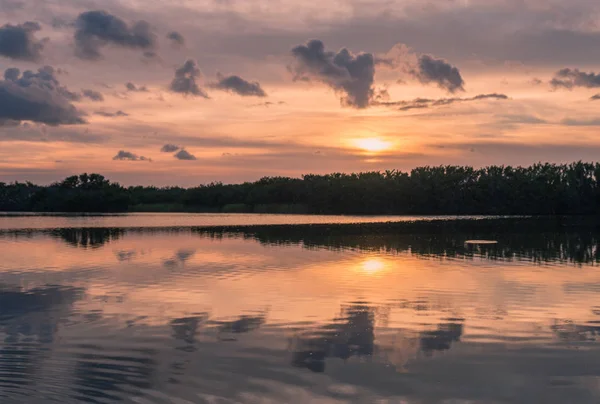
0,220,600,402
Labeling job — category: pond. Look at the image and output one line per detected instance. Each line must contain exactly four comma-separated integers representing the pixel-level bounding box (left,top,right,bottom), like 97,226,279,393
0,215,599,403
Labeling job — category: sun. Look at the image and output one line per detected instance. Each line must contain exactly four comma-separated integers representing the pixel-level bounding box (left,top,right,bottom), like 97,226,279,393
354,138,392,153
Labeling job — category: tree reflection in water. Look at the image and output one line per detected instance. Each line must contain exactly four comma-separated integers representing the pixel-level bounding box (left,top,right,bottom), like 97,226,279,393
215,314,267,341
419,319,464,356
551,320,600,342
290,303,375,373
198,218,600,265
35,218,600,265
51,228,123,249
290,302,464,373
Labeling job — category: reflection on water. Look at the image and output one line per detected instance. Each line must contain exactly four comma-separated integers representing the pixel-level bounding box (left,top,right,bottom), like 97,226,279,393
72,346,157,403
52,228,124,249
419,319,464,356
0,286,84,401
1,220,600,402
551,320,600,342
0,212,503,230
291,303,375,373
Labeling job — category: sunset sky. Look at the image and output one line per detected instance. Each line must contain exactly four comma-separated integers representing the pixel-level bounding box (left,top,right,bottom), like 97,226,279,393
1,0,600,186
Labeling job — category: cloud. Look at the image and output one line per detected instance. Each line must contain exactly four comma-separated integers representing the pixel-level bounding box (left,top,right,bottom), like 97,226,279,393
560,118,600,127
0,66,86,125
374,43,414,69
142,50,159,61
551,68,600,89
377,93,508,111
0,124,104,143
169,59,208,97
81,89,104,102
160,144,180,153
212,74,266,97
497,114,547,125
290,39,375,108
71,1,600,73
125,82,148,92
59,88,82,102
174,149,197,160
0,21,45,61
0,0,24,12
591,94,600,100
167,31,185,46
95,110,128,117
51,17,73,29
375,45,465,94
74,10,156,60
530,78,543,86
413,55,465,93
250,101,286,107
113,150,151,161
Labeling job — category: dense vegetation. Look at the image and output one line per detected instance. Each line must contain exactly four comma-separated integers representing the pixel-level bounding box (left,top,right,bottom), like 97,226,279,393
2,162,600,214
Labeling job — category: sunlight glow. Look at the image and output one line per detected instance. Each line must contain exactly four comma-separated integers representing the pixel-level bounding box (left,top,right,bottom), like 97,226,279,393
354,138,392,153
360,258,387,275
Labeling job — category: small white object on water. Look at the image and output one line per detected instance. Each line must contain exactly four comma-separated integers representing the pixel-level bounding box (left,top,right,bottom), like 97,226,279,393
465,240,498,245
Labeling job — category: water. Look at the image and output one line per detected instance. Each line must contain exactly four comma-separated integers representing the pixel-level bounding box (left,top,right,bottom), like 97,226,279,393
0,212,508,230
1,215,600,403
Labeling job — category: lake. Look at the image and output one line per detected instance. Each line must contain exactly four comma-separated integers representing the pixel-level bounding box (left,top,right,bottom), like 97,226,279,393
1,214,600,403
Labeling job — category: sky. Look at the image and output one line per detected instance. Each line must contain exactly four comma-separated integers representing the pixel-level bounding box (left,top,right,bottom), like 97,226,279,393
1,0,600,186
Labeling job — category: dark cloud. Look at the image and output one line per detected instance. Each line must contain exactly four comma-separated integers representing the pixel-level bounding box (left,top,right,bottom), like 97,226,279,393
0,21,45,61
74,10,156,60
212,74,266,97
4,67,20,81
591,94,600,100
377,93,508,111
81,89,104,102
104,2,600,73
551,68,600,89
167,31,185,46
160,144,180,153
94,110,128,117
169,59,208,97
0,66,86,125
290,39,375,108
414,55,465,93
113,150,151,161
174,149,197,160
125,82,148,92
59,88,82,102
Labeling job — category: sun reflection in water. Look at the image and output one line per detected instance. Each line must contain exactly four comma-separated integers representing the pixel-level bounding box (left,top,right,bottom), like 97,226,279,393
360,257,387,275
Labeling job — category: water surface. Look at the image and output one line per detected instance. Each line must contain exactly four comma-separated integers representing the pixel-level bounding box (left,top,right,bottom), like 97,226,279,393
1,217,599,403
0,212,506,230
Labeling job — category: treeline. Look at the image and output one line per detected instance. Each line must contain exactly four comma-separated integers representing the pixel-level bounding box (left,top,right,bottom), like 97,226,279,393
2,162,600,214
0,173,129,212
